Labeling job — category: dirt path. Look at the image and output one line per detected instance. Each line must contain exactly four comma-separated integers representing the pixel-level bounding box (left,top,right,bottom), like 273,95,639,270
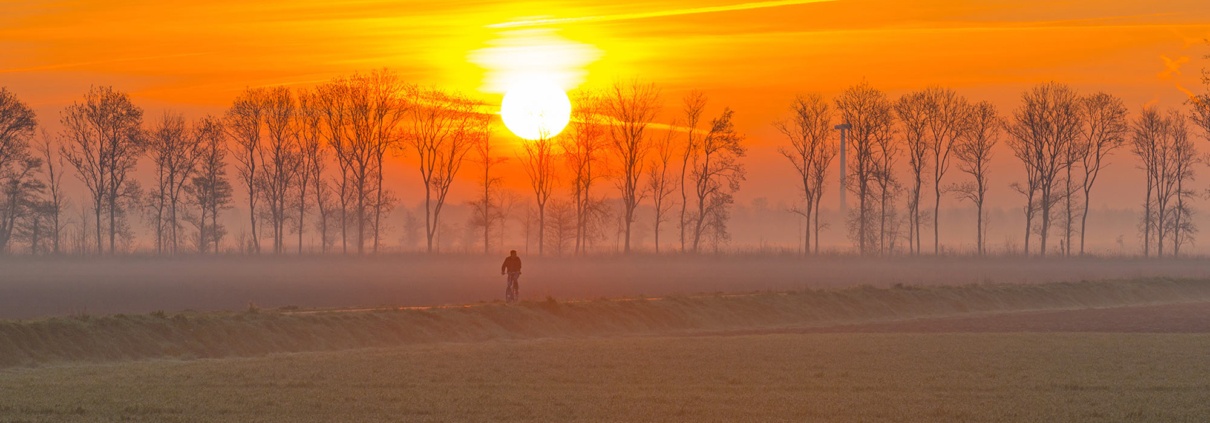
791,301,1210,333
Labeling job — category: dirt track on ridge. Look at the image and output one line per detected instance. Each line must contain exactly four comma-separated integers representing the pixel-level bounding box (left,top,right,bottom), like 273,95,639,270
792,301,1210,333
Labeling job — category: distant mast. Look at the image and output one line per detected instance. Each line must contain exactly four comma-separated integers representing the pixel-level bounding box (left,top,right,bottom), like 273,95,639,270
834,123,851,221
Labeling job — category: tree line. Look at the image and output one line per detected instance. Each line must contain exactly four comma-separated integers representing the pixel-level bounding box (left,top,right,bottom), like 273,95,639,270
1,67,1209,257
0,72,749,256
776,80,1210,257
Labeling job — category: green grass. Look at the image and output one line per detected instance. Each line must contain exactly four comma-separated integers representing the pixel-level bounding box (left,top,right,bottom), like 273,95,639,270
1,277,1209,368
0,333,1207,422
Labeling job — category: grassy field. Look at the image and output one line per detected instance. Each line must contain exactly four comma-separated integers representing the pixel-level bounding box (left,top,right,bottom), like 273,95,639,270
2,278,1209,421
3,278,1210,367
1,333,1208,422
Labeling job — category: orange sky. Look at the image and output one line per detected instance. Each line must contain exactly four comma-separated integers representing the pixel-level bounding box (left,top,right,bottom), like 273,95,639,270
2,0,1209,214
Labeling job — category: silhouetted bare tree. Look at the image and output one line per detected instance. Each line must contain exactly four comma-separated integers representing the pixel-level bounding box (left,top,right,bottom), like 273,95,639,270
646,126,678,253
294,91,324,254
605,80,660,254
1073,92,1128,255
520,133,557,256
61,86,145,255
545,199,576,255
835,82,894,255
1133,107,1198,257
146,112,204,254
564,90,608,254
36,130,66,254
1168,113,1198,256
688,108,746,253
922,87,968,254
260,87,301,254
1193,68,1210,253
224,87,267,254
1195,99,1210,140
952,101,1000,256
0,88,37,192
361,71,407,253
1006,82,1081,257
1133,107,1162,257
186,116,232,254
1191,53,1210,141
776,94,837,256
313,81,354,253
316,70,407,254
468,114,504,255
873,111,901,256
0,88,41,254
408,87,479,253
894,91,930,255
0,156,43,254
678,91,706,253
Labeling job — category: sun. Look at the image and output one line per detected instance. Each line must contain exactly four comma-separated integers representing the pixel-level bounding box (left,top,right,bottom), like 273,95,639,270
500,80,572,140
469,28,599,140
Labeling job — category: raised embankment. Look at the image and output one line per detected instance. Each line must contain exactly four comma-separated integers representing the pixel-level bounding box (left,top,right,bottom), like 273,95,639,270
2,278,1208,367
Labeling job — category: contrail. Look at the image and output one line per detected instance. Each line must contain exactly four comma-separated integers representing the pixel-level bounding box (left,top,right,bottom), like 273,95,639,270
489,0,838,28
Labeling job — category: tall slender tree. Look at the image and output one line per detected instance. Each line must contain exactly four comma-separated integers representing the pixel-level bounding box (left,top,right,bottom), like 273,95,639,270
872,110,901,256
0,88,39,254
1168,112,1198,256
146,112,204,254
520,132,557,256
1132,107,1198,257
36,130,66,254
407,87,479,253
775,94,836,255
1005,82,1081,257
316,70,407,254
835,82,894,255
314,80,354,253
678,91,706,253
0,88,37,186
224,87,267,253
688,108,746,253
362,71,408,253
647,126,678,253
187,116,232,254
894,91,930,255
1073,92,1128,255
294,91,324,254
564,90,608,255
952,101,1000,256
260,87,300,254
923,87,968,254
468,113,504,255
61,86,145,254
605,80,660,254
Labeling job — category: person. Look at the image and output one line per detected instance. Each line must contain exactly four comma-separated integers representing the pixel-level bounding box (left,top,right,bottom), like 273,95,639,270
500,250,522,303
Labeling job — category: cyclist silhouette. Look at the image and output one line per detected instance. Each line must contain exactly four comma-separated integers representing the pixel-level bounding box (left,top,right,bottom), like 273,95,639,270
500,250,522,303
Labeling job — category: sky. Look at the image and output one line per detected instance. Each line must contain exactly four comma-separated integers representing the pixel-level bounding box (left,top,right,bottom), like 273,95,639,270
2,0,1209,250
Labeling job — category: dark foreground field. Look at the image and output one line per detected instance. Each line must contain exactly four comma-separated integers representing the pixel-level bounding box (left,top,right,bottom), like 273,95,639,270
2,278,1210,422
1,316,1208,422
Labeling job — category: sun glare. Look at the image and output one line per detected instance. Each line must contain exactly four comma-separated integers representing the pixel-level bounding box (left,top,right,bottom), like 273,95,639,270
469,27,599,140
500,79,572,140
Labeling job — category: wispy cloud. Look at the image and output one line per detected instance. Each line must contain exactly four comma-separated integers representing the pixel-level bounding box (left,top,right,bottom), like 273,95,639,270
1158,55,1189,79
0,52,210,74
489,0,838,28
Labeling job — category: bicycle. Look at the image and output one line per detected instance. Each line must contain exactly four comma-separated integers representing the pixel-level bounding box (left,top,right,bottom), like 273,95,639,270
504,271,521,303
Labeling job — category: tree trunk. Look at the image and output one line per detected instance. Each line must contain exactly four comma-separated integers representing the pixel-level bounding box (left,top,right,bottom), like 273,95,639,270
1079,187,1092,255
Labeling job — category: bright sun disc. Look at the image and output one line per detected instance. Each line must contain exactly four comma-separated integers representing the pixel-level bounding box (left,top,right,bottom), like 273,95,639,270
501,82,572,140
